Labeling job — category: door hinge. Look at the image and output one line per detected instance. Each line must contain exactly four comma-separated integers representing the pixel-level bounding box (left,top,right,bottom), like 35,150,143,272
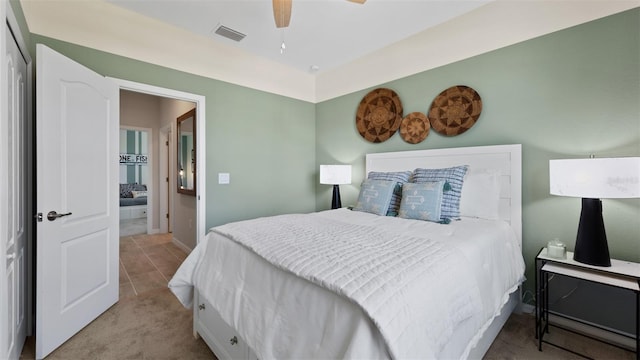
165,140,169,146
166,177,169,183
166,213,169,219
34,213,43,222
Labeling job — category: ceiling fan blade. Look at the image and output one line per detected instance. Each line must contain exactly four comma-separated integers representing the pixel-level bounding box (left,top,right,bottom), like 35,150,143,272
273,0,292,28
347,0,366,3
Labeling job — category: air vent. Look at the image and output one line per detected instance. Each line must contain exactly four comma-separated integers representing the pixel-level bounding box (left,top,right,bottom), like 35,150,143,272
214,25,246,42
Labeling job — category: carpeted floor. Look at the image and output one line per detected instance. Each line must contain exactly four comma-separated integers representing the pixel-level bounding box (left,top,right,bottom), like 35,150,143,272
20,233,635,360
20,297,634,360
20,288,215,359
483,311,634,359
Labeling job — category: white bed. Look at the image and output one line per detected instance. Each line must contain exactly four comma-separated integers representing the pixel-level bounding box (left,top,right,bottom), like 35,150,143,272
170,144,525,359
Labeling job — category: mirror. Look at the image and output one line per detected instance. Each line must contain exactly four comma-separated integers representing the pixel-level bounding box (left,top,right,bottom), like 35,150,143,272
177,108,196,196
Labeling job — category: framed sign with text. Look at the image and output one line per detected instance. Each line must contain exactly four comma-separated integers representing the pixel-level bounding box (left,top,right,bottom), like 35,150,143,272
120,153,148,165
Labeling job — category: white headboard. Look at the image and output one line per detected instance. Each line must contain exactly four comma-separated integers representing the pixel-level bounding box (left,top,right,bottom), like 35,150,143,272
366,144,522,246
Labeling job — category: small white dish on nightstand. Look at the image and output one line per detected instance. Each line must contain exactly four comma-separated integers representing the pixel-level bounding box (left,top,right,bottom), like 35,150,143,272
547,239,567,259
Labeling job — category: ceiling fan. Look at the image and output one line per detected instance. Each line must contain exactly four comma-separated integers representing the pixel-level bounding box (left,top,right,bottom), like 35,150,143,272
272,0,366,28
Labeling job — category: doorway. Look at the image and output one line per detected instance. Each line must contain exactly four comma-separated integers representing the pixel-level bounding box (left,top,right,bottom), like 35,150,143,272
116,84,204,298
28,45,207,359
114,81,205,245
119,127,151,237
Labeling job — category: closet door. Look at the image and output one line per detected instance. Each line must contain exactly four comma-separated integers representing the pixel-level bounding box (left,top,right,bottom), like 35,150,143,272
3,19,28,360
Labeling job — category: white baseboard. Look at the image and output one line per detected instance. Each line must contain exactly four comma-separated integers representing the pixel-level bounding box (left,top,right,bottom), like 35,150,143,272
172,237,193,254
519,303,535,315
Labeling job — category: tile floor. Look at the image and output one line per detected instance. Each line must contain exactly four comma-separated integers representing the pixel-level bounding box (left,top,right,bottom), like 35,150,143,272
119,233,187,299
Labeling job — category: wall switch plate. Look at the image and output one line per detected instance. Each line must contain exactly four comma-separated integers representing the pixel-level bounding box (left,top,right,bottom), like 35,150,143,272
218,173,230,184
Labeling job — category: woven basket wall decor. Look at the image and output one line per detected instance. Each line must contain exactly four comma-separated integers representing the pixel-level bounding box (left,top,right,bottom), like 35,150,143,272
400,112,430,144
428,85,482,136
355,88,403,143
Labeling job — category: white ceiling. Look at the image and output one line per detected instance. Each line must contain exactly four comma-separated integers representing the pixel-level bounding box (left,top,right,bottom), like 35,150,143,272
21,0,637,102
105,0,492,74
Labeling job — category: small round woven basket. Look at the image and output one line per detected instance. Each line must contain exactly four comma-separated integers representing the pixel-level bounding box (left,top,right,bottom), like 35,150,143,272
400,112,430,144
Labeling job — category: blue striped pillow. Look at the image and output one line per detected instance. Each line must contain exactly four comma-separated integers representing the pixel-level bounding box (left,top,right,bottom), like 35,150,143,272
367,171,412,216
413,165,468,221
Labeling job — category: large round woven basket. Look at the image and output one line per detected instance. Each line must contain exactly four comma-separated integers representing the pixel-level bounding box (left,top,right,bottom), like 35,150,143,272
400,112,430,144
355,88,403,143
428,85,482,136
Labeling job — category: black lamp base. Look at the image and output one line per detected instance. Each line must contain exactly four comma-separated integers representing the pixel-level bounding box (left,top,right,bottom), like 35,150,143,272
573,198,611,267
331,184,342,209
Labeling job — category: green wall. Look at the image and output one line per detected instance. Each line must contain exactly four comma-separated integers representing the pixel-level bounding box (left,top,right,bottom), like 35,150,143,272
10,0,639,299
316,9,640,296
25,34,317,229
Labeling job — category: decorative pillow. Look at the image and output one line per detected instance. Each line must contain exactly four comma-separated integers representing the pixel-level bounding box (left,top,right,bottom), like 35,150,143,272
131,190,147,198
460,169,501,220
352,179,397,216
412,165,468,221
398,181,447,223
133,184,147,191
367,171,412,216
119,183,137,198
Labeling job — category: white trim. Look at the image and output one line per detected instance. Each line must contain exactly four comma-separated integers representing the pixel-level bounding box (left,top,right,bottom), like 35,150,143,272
20,0,635,103
109,78,207,246
159,124,171,234
172,237,192,255
1,3,9,358
6,4,32,65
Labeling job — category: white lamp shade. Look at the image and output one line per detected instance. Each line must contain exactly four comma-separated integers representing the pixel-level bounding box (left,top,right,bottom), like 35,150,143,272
320,165,352,185
549,157,640,198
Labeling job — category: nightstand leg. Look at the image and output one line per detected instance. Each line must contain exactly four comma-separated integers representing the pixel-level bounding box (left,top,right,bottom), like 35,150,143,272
636,290,640,360
535,257,539,341
544,271,550,335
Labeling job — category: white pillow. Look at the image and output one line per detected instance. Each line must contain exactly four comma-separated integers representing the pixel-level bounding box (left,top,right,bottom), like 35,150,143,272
131,190,147,198
460,169,501,220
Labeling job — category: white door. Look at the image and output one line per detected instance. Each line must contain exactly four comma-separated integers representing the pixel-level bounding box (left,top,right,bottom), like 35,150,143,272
3,22,28,360
35,44,119,359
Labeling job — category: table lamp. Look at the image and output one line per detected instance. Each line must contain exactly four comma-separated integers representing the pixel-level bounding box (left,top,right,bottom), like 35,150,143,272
549,156,640,267
320,165,352,209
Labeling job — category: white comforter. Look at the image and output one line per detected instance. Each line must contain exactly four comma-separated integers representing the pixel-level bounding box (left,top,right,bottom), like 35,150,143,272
170,209,525,359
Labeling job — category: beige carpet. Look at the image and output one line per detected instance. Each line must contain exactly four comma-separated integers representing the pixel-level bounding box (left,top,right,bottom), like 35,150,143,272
20,288,214,359
484,311,634,359
21,289,634,359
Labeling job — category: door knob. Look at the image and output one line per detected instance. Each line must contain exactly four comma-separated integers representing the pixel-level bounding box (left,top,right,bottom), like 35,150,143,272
47,211,72,221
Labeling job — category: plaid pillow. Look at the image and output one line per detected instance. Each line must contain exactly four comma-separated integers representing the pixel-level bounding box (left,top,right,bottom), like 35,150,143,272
412,165,468,221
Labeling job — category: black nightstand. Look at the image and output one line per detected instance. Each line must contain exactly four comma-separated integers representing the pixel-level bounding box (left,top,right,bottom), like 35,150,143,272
535,247,639,359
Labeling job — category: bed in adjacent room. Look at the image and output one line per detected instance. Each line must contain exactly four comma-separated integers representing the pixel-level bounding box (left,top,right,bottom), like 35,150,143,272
169,144,525,359
119,183,148,220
